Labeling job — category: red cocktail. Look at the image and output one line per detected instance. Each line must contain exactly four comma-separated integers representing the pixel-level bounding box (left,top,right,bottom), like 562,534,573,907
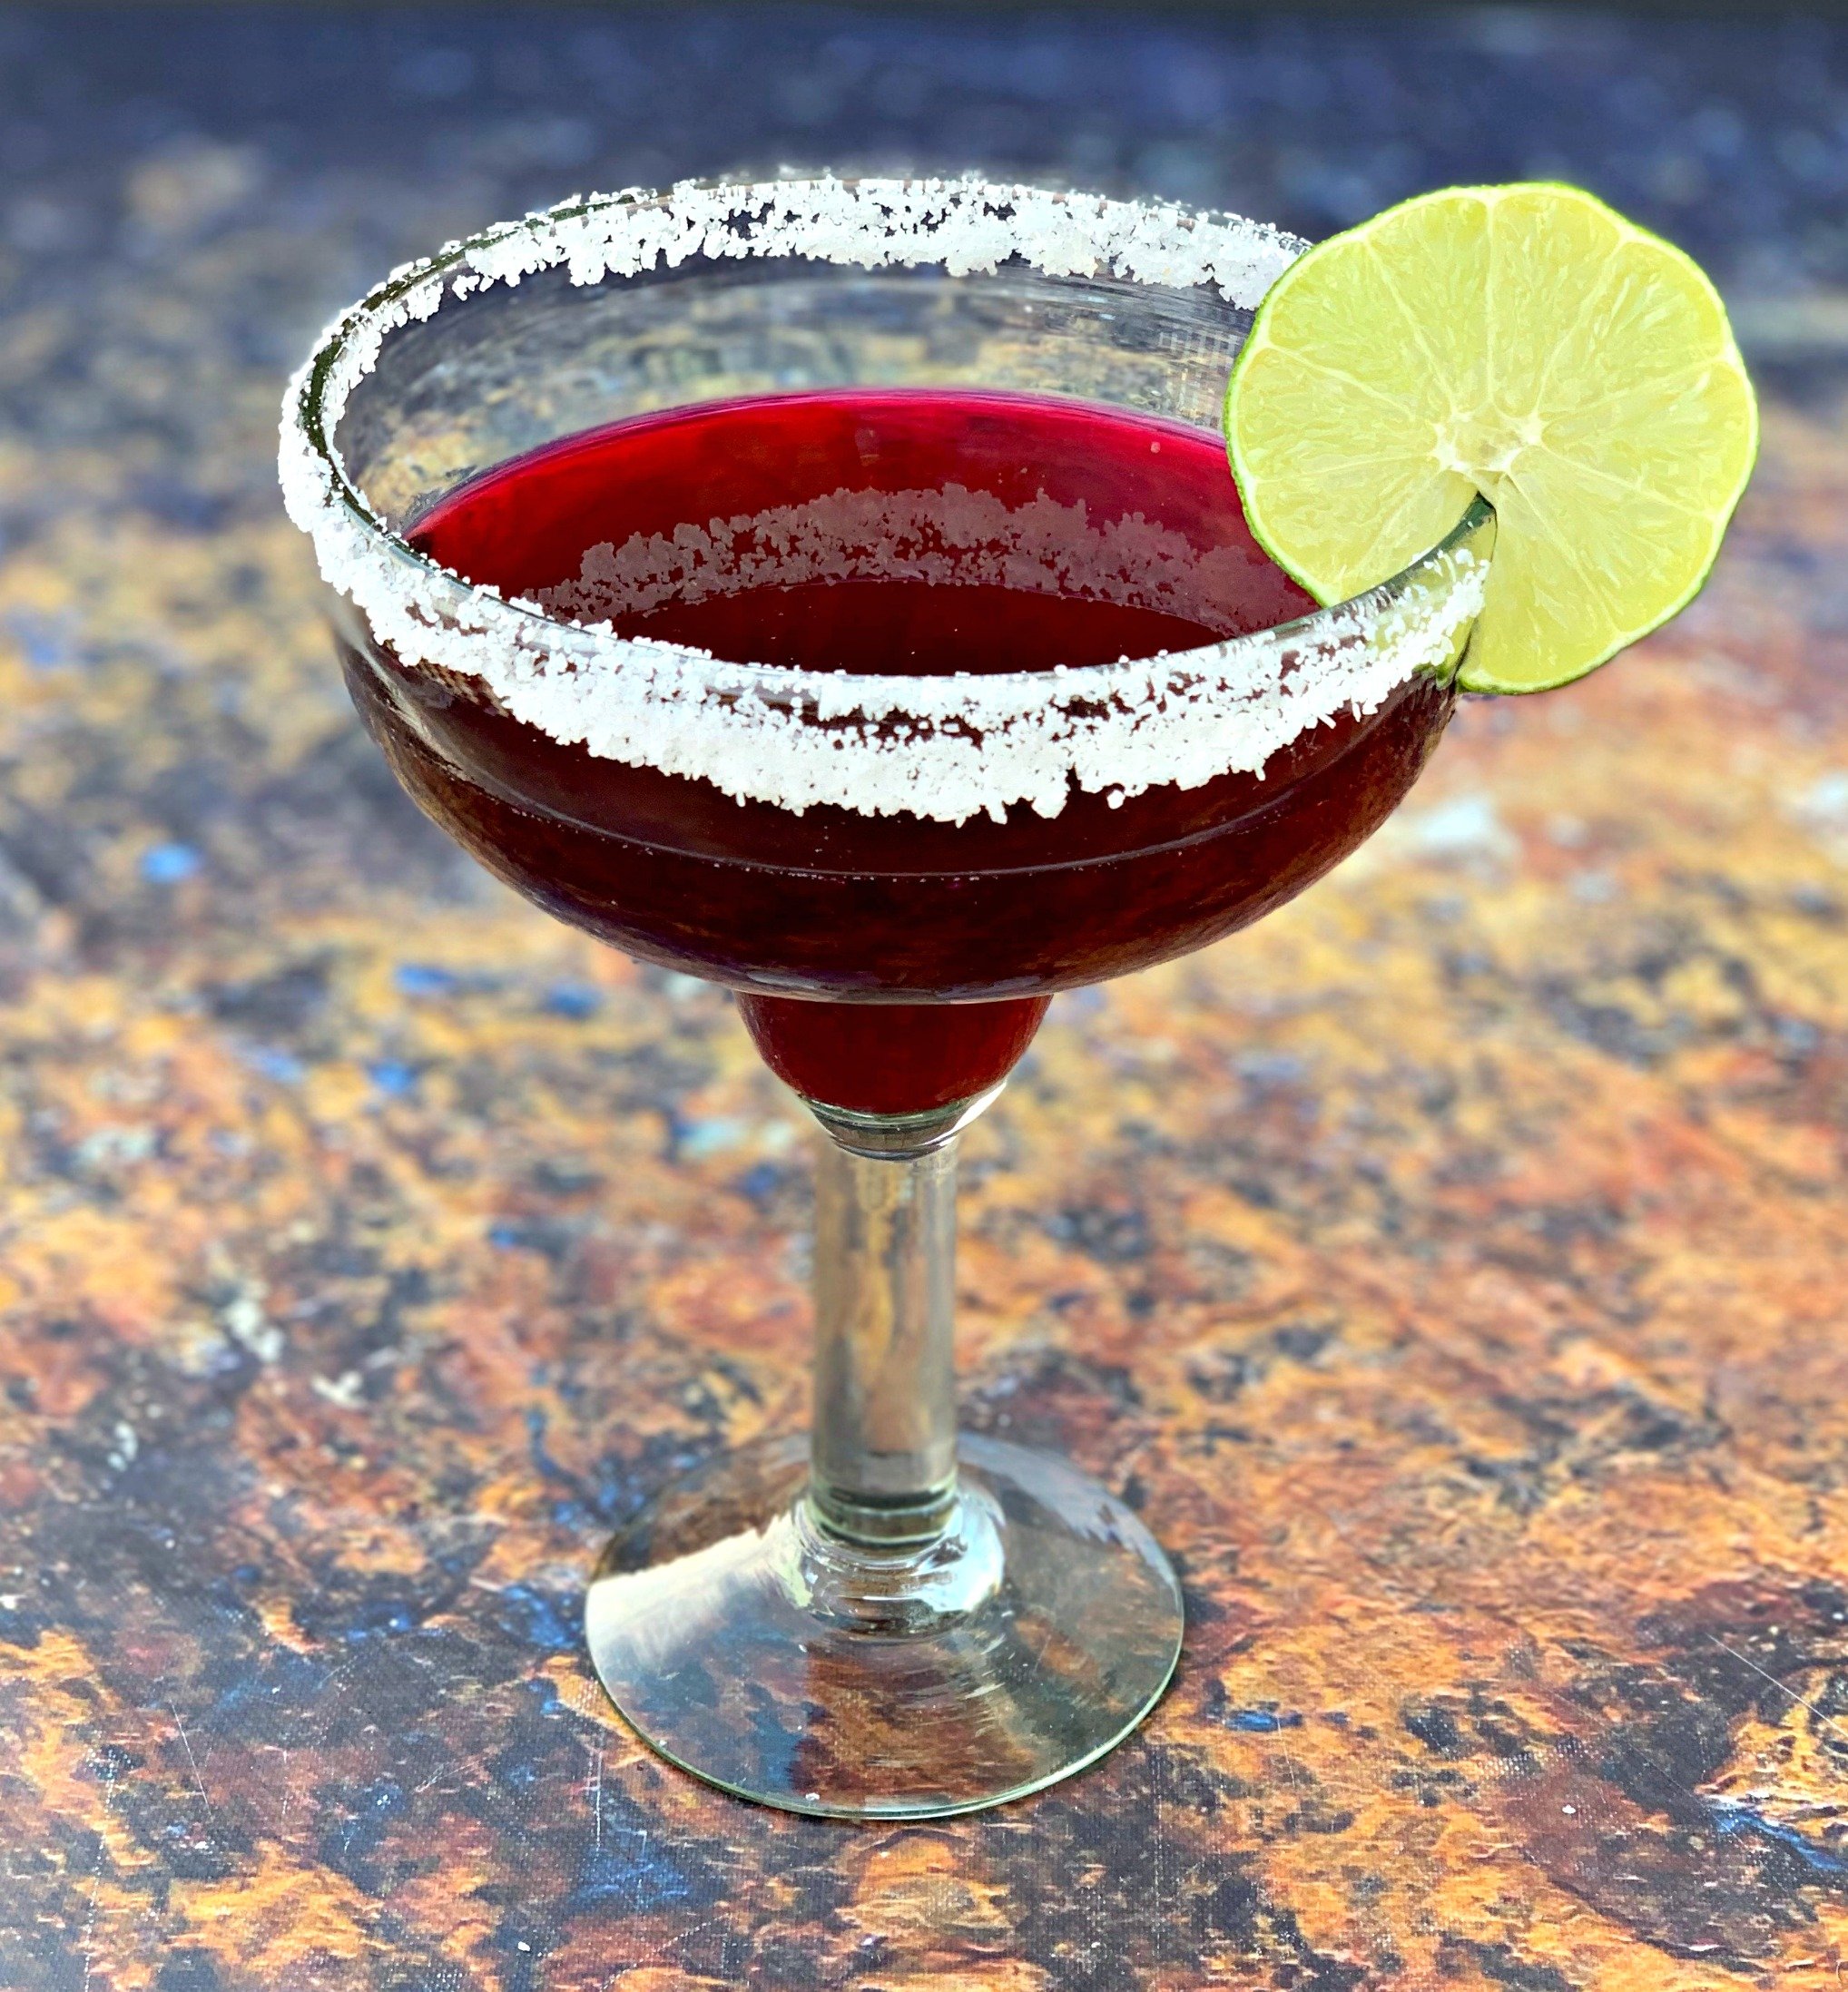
346,387,1460,1112
283,178,1492,1820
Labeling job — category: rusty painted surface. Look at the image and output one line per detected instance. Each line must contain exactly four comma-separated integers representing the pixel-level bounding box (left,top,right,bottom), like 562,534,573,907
5,11,1848,1990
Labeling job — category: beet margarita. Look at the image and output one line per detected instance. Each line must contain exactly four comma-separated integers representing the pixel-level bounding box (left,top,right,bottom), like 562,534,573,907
346,387,1458,1114
283,178,1493,1820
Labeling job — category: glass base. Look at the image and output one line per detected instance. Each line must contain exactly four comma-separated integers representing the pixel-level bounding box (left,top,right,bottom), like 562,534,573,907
585,1433,1184,1819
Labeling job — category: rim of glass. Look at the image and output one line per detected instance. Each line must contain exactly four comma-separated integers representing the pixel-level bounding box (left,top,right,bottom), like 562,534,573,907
280,176,1492,823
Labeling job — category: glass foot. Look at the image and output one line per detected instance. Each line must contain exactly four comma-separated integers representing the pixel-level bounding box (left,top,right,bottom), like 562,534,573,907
585,1433,1184,1819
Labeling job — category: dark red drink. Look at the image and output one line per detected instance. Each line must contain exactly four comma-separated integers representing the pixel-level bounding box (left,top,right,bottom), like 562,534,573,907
339,389,1454,1112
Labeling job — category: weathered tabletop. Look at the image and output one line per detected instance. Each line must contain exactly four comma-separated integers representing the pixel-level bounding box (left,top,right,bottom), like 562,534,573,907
5,8,1848,1988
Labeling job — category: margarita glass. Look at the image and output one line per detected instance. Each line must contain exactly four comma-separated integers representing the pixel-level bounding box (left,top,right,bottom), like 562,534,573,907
281,177,1491,1819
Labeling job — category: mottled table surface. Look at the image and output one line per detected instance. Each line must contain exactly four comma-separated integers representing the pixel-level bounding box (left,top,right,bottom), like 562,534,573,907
7,8,1848,1989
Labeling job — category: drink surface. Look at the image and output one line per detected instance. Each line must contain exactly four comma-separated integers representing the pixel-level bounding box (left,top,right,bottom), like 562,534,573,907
343,388,1455,1110
408,389,1298,679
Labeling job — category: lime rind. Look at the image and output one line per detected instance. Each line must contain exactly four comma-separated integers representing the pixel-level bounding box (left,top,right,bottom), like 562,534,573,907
1224,182,1759,695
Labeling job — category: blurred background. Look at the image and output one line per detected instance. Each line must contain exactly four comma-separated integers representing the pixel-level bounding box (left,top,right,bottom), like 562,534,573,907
12,11,1848,1988
2,1,1842,553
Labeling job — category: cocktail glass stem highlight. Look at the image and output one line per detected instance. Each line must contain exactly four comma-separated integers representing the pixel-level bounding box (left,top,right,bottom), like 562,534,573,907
810,1126,960,1547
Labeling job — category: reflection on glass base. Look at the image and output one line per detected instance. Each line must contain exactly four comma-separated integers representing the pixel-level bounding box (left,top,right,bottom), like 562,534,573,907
585,1433,1184,1819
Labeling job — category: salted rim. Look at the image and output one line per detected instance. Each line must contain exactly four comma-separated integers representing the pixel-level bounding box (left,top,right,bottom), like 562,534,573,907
279,175,1490,824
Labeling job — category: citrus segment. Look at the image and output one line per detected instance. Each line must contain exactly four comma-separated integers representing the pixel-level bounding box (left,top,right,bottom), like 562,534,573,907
1224,182,1758,693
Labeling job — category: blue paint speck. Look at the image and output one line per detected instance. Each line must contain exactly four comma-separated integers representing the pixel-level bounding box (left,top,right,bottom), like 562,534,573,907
525,1674,570,1721
732,1161,785,1207
142,842,201,885
1711,1799,1848,1872
0,1603,43,1648
341,1599,419,1642
1227,1708,1302,1732
394,962,462,998
1236,1051,1308,1086
679,1116,747,1160
524,1407,583,1505
207,1646,331,1724
568,1829,693,1912
496,1583,578,1654
242,1046,304,1084
325,1776,408,1879
368,1059,418,1099
9,611,74,671
542,982,602,1020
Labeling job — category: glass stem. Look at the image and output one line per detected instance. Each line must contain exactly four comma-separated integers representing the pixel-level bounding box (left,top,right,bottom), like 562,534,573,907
809,1133,960,1546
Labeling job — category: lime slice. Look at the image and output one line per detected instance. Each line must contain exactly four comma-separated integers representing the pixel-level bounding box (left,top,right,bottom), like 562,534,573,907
1224,182,1758,693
